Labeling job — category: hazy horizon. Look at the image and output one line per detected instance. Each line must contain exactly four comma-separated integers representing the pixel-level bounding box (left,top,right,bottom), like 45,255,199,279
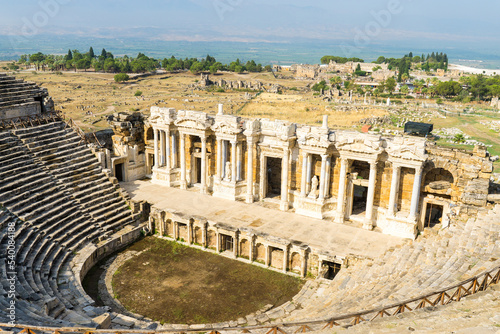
1,0,499,68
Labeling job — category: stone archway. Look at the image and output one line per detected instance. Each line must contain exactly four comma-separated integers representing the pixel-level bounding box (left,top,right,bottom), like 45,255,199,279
423,168,454,195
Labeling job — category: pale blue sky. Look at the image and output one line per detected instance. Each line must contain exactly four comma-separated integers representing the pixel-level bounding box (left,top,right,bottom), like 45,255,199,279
1,0,498,45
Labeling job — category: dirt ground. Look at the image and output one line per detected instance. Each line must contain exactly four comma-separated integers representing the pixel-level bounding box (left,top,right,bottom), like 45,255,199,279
112,236,304,324
7,69,388,132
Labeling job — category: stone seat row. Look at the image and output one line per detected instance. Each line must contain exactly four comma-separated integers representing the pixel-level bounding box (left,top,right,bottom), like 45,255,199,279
0,121,138,326
283,205,500,323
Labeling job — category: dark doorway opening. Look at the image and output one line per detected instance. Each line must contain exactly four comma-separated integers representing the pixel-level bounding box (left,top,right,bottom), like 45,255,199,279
424,203,443,228
352,185,368,215
221,234,234,252
195,157,202,184
322,261,341,280
148,153,154,174
266,157,282,198
34,96,44,113
115,163,124,182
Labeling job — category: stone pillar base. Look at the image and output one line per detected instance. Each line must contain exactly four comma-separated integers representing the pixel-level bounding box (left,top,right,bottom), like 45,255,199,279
180,181,187,190
246,194,254,204
201,185,208,194
280,201,289,211
363,220,374,230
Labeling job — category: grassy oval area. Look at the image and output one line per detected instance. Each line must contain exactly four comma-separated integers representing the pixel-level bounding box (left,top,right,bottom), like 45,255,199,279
112,236,304,324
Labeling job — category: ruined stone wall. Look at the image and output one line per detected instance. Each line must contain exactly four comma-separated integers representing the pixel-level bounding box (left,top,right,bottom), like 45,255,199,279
424,144,492,217
0,102,41,119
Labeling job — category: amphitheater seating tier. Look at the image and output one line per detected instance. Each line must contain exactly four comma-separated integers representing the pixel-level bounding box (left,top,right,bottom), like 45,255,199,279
0,74,48,111
282,205,500,323
0,120,137,326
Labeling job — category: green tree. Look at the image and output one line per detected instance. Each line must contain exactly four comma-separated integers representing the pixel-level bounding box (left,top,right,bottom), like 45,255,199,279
88,47,95,59
114,73,130,83
329,76,342,87
312,80,329,92
385,77,396,94
76,59,91,71
400,85,409,94
209,62,223,74
453,134,465,144
190,62,204,74
66,49,73,61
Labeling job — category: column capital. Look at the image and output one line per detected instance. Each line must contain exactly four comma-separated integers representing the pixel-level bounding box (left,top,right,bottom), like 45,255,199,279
414,164,424,174
391,162,401,170
321,153,329,160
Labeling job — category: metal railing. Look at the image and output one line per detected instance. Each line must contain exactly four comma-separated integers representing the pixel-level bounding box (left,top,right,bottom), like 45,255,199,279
1,264,498,333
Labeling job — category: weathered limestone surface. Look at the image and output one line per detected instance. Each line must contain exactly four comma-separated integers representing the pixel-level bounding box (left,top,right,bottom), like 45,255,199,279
138,106,494,239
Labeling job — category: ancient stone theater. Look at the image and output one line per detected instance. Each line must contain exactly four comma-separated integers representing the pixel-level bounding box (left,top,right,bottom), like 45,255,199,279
129,105,491,239
0,74,499,332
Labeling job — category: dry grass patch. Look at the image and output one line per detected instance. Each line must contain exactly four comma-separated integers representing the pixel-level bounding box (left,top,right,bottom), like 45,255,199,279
112,236,304,324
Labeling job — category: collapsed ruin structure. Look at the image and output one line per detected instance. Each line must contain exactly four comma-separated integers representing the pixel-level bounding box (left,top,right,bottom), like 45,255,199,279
0,73,54,120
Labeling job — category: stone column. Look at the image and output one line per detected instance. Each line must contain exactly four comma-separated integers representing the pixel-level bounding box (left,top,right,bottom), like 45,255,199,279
160,130,166,166
171,132,177,168
249,234,255,262
173,221,178,240
282,245,289,273
165,129,171,170
409,165,423,221
222,140,227,179
324,156,332,198
280,148,290,211
265,246,270,267
387,164,401,216
158,218,163,236
231,140,237,183
236,143,242,181
300,153,308,197
180,133,187,190
153,128,159,168
259,155,266,199
306,154,312,194
202,223,207,247
364,161,378,230
319,154,328,200
216,138,222,181
188,220,193,244
336,158,349,223
246,138,255,203
216,231,220,252
233,232,239,258
201,136,207,194
300,249,308,278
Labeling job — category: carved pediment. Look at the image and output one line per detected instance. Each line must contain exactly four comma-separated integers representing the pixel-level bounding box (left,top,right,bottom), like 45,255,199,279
336,139,383,155
297,129,331,148
212,121,242,135
387,146,427,162
260,119,296,140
